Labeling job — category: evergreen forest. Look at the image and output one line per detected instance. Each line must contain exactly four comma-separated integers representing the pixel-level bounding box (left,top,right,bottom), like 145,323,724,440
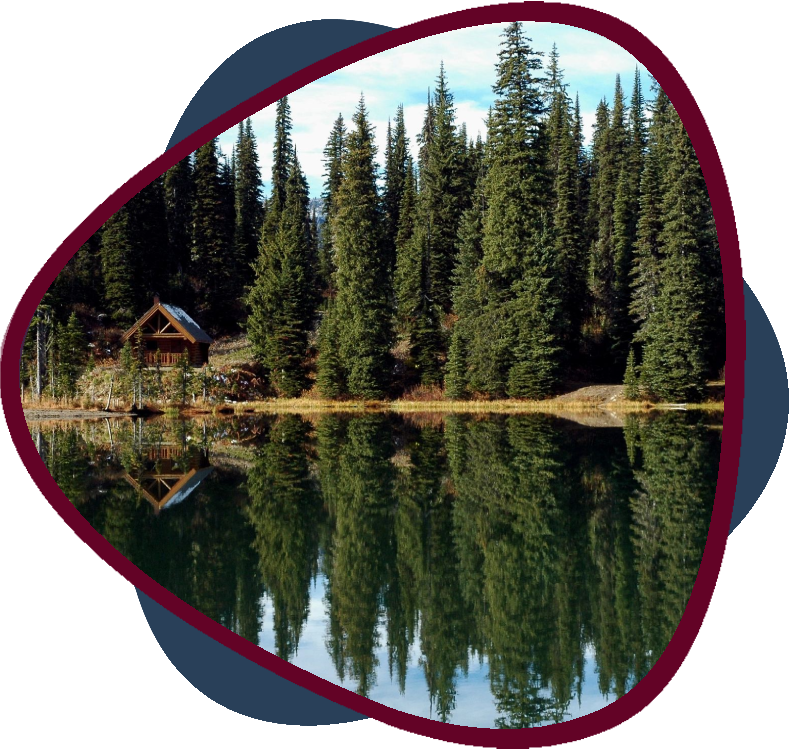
23,23,725,405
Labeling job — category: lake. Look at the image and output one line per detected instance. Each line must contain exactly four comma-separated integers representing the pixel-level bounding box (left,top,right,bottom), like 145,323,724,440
28,410,721,727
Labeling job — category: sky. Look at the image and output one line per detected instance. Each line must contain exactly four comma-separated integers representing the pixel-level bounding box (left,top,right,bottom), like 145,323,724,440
260,578,616,726
218,22,652,199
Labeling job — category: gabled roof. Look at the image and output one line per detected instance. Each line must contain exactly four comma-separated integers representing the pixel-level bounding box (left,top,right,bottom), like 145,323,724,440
123,466,215,514
121,300,213,344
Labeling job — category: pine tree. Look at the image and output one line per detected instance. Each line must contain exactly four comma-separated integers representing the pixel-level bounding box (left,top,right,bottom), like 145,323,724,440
247,152,314,397
192,137,231,330
543,43,566,110
265,97,293,232
315,300,346,398
233,118,264,286
272,154,314,396
630,150,663,333
163,155,194,304
118,339,134,403
219,151,236,266
553,94,585,347
417,90,436,174
446,177,485,397
544,44,567,178
382,106,410,272
395,66,472,388
573,93,591,239
423,63,470,312
394,160,420,335
475,22,560,397
588,98,615,342
319,114,346,291
638,115,718,402
176,347,193,405
323,97,392,398
609,68,647,366
56,312,87,399
128,176,170,303
483,23,550,283
443,325,468,398
623,348,639,400
101,205,136,325
506,222,561,398
610,164,635,357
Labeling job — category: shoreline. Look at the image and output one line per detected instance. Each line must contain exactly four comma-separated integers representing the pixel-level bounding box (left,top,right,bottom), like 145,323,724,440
22,398,724,421
22,382,725,421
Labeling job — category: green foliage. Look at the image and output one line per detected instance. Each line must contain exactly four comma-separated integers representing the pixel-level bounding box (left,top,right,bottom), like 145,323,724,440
31,24,726,404
553,93,586,345
393,161,418,333
101,206,136,325
319,114,347,291
382,105,410,272
638,113,718,402
623,348,640,400
315,302,347,399
463,24,561,399
192,138,233,330
39,410,720,719
119,340,135,402
507,219,562,397
247,152,314,397
443,325,468,399
56,313,87,398
176,348,193,404
233,119,264,287
323,97,393,399
163,156,194,304
267,98,293,224
247,416,321,659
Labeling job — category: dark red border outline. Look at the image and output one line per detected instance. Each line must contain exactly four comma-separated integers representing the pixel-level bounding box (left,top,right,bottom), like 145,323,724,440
1,3,743,746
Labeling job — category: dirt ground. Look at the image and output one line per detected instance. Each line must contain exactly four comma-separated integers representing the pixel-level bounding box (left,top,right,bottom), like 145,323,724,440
554,385,625,404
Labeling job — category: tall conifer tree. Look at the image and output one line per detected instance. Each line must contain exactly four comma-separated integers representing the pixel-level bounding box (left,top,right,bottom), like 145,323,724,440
382,106,410,275
129,176,170,301
638,114,718,401
553,95,586,348
264,97,293,236
192,138,231,330
477,22,560,396
322,97,393,398
234,118,264,287
247,152,314,396
101,206,136,325
164,155,194,304
319,114,346,291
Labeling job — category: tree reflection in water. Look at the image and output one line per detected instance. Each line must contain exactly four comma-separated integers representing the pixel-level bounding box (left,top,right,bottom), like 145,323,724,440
29,410,720,727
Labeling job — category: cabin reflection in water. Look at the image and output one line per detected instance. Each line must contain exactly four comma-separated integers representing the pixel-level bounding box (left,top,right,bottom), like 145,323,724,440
124,444,213,514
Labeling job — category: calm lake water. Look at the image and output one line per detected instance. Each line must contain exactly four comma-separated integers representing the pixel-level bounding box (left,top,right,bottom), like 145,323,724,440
29,411,721,727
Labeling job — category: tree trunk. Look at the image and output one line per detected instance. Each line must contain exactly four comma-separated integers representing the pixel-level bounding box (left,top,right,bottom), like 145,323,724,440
104,374,114,411
35,314,46,401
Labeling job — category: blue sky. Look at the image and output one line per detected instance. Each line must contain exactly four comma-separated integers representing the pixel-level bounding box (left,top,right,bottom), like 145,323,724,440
219,22,652,199
259,577,616,726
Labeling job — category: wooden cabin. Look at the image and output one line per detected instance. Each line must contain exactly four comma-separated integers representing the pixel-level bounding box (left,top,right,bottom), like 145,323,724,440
123,445,213,514
121,296,213,367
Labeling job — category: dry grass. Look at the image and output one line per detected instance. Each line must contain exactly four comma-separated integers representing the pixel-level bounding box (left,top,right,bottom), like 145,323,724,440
211,396,724,416
208,335,255,368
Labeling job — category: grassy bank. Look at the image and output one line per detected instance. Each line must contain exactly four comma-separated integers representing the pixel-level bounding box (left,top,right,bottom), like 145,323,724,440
180,397,724,416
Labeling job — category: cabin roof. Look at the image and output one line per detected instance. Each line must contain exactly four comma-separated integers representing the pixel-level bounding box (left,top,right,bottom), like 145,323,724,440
123,466,215,514
121,300,213,344
161,467,215,510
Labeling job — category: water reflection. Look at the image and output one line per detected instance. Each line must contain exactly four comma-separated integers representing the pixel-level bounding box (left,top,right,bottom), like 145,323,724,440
28,411,721,727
